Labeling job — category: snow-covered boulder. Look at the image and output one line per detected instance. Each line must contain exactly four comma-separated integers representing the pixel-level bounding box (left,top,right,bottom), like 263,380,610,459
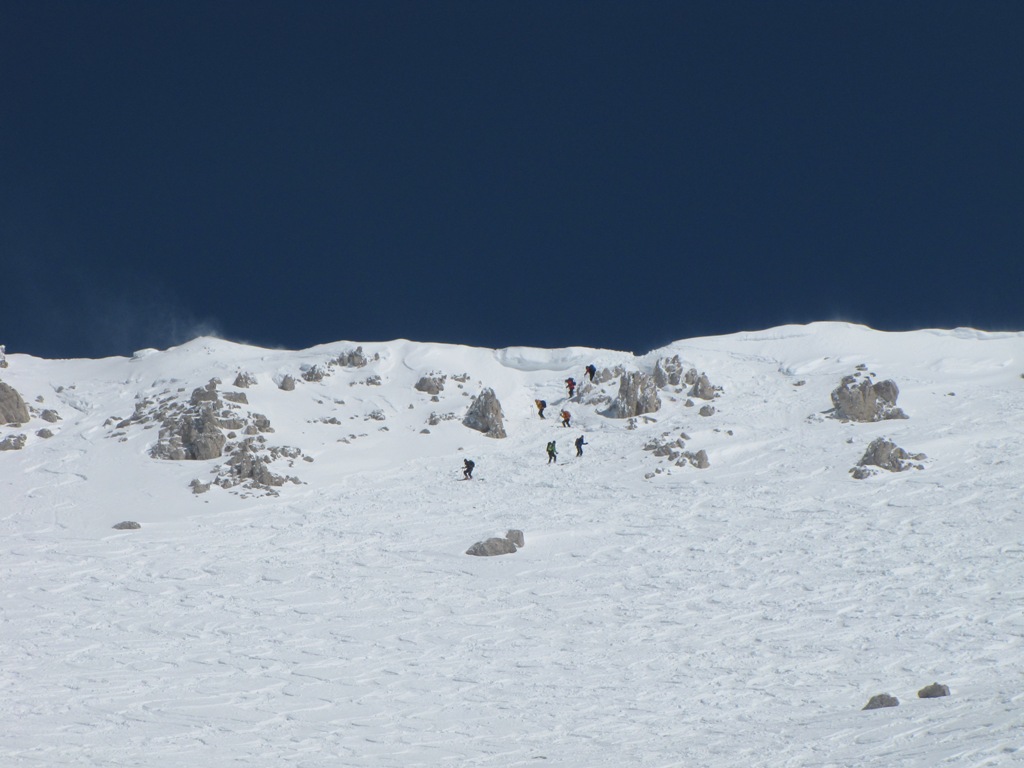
862,693,899,710
851,438,925,478
462,388,506,438
466,537,518,556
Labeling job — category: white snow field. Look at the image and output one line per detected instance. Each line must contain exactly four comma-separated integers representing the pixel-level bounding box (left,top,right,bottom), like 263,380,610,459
2,322,1022,767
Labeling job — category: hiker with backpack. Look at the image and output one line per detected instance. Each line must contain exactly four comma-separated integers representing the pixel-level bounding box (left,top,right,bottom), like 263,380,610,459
546,441,557,464
463,459,475,479
565,377,576,397
575,435,587,457
560,410,571,427
535,399,547,419
584,364,596,382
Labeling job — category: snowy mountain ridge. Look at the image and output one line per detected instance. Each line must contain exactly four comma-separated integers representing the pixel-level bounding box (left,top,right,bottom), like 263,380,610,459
2,322,1023,767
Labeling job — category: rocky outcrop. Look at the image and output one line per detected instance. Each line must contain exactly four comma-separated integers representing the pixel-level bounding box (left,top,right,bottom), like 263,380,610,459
151,404,226,460
688,372,719,401
851,438,926,479
653,355,684,388
643,436,709,469
0,381,30,425
466,531,521,556
233,371,258,388
0,433,27,451
831,375,908,422
40,409,61,423
917,682,950,699
112,521,141,530
278,375,296,391
414,375,446,395
603,372,661,418
862,693,899,710
335,346,374,368
462,388,506,438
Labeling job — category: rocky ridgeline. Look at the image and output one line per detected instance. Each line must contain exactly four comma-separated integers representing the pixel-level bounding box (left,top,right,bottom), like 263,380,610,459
109,377,306,497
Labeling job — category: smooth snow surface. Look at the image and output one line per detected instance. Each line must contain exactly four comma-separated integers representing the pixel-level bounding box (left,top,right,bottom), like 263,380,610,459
2,323,1023,766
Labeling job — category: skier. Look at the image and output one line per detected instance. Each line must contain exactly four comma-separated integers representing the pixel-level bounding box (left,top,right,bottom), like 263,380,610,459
565,377,576,397
546,441,557,464
584,364,596,382
560,409,571,428
574,435,587,457
463,459,475,479
535,399,547,419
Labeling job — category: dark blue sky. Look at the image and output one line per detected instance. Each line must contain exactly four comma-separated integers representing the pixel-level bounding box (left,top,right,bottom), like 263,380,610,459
2,1,1022,359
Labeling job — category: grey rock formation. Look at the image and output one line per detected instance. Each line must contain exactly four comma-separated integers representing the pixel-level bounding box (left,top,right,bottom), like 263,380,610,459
688,372,718,401
851,438,926,479
278,375,296,392
414,375,446,395
112,521,141,530
466,537,518,556
0,433,27,451
699,405,716,417
190,379,220,405
151,404,226,461
831,376,908,421
189,478,211,494
462,388,506,438
0,381,30,425
222,392,248,404
862,693,899,710
335,346,373,368
505,529,525,548
40,409,61,423
36,428,54,439
603,372,661,419
917,682,950,699
687,449,710,469
233,371,258,388
653,355,684,388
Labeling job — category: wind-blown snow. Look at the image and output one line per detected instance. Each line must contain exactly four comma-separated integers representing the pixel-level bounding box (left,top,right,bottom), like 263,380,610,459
2,322,1022,766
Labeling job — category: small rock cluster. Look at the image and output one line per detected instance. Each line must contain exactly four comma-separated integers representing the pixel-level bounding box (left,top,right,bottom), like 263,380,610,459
643,433,708,469
831,373,908,422
466,529,524,556
850,437,926,479
862,682,950,710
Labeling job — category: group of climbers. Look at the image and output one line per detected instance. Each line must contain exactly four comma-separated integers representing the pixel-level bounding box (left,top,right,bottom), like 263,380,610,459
463,363,598,479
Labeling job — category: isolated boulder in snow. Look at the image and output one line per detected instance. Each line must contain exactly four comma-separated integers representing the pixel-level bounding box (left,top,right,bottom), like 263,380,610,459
301,364,328,382
112,521,141,530
0,433,27,451
917,682,950,699
466,537,518,556
505,529,525,548
0,381,30,424
278,375,296,391
414,375,445,395
40,409,61,423
851,438,926,479
462,388,506,439
698,404,715,417
233,371,258,388
862,693,899,710
36,428,54,439
831,376,908,422
603,372,661,419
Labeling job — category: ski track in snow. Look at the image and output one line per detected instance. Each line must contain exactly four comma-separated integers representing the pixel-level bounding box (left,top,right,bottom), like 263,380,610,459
1,323,1023,767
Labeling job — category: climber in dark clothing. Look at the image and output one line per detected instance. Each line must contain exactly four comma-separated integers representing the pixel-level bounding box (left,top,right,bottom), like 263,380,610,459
463,459,474,479
535,399,547,419
565,377,576,397
585,364,596,382
546,441,557,464
575,435,587,457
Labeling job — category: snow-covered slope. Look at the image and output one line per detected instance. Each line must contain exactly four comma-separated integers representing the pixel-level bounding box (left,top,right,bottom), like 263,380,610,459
2,323,1022,767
